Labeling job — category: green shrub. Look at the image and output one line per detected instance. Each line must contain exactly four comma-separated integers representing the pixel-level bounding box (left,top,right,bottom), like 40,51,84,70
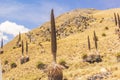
116,53,120,57
102,33,106,37
105,27,109,30
59,59,66,66
13,46,16,49
11,62,17,68
36,61,46,70
4,60,8,65
82,54,88,59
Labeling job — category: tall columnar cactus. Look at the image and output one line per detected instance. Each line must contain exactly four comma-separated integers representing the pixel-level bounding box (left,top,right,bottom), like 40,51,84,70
26,41,28,54
16,32,22,47
114,13,117,26
94,31,98,50
1,38,3,49
47,9,63,80
0,60,2,80
22,41,24,56
51,9,57,63
117,13,120,28
18,32,21,42
88,36,91,51
25,40,29,62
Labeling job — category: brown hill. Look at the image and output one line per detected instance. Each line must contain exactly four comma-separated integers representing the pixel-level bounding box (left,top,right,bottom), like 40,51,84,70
1,8,120,80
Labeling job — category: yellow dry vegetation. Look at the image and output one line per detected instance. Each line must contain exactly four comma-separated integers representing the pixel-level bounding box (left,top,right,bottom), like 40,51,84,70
1,8,120,80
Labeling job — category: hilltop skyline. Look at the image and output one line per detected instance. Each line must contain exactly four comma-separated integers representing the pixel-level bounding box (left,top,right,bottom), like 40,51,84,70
0,0,119,43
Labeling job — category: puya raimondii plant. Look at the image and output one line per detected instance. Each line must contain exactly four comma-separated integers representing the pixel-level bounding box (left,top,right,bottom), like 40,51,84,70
114,13,120,38
0,38,4,54
20,40,29,64
47,9,63,80
16,32,22,47
88,35,91,51
93,31,98,51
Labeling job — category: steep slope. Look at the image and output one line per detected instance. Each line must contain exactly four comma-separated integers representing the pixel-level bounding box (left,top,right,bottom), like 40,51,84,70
1,8,120,80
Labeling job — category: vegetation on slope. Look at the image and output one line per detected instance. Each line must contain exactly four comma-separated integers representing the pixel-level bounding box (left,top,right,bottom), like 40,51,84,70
0,8,120,80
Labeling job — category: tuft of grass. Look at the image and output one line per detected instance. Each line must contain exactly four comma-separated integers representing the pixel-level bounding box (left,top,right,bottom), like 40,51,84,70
82,54,88,59
59,59,66,66
116,52,120,57
102,33,106,37
10,62,17,68
36,61,46,70
4,60,8,65
13,46,17,49
105,27,109,30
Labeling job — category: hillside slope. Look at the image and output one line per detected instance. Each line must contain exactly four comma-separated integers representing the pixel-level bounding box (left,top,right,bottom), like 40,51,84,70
1,8,120,80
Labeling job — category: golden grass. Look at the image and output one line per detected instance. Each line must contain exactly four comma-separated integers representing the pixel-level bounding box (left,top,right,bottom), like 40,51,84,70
1,8,120,80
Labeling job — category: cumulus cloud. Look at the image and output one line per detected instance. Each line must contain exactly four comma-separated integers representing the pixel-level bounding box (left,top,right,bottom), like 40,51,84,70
0,21,30,41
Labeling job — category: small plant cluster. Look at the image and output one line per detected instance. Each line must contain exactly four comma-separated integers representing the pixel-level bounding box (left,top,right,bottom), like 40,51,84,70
59,59,69,69
3,60,17,69
87,69,111,80
82,31,102,63
36,61,46,70
10,62,17,68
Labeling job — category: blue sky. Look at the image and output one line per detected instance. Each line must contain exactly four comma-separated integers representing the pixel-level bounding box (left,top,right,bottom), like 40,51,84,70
0,0,120,43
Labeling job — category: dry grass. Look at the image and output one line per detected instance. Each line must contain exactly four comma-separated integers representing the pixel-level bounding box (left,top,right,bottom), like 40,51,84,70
1,8,120,80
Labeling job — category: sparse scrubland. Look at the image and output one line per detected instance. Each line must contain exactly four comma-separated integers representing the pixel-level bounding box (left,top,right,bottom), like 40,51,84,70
1,8,120,80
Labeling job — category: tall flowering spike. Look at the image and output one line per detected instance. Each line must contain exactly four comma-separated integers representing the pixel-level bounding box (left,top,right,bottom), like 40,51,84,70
117,13,120,28
19,32,21,42
26,41,28,54
1,38,3,49
114,13,117,26
0,60,2,80
88,36,91,51
51,9,57,63
22,41,24,55
94,31,98,50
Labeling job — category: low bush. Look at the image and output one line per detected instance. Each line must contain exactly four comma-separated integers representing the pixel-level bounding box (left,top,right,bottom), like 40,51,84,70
36,61,46,70
11,62,17,68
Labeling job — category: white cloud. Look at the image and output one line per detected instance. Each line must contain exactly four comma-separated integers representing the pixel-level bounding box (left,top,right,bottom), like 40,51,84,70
0,21,30,41
0,1,69,43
